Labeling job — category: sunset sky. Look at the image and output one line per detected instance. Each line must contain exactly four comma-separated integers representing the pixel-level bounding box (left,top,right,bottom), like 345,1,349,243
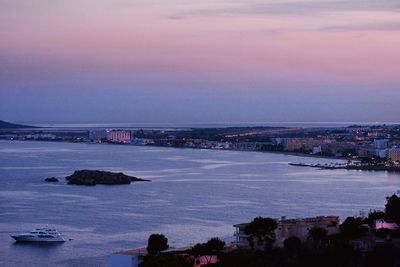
1,0,400,124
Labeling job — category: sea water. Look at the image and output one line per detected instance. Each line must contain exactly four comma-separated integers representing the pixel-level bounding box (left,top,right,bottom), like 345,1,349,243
0,140,398,266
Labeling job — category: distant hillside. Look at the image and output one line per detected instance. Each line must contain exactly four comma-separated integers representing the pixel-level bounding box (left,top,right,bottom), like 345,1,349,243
0,120,36,129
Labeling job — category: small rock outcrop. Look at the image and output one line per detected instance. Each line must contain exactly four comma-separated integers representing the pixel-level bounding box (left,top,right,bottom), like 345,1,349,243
44,177,59,182
65,170,149,185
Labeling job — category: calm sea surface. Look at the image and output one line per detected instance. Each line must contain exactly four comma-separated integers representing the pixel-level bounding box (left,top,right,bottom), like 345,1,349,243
1,140,399,266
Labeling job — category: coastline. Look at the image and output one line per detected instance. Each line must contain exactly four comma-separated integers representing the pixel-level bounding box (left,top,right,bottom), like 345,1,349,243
0,138,346,161
15,139,400,174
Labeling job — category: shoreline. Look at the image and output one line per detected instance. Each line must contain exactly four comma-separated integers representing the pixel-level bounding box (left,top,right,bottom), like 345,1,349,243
0,138,347,161
8,137,399,178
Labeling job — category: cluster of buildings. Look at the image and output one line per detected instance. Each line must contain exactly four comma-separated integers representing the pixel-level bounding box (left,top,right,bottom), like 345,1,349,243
356,138,399,162
234,216,341,248
114,213,400,267
89,130,131,144
113,216,342,267
0,130,87,142
234,214,400,252
275,138,356,157
274,137,400,162
3,125,400,163
85,128,400,163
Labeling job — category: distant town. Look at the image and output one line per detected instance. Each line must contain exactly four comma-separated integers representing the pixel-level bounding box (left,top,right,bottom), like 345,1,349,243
1,121,400,167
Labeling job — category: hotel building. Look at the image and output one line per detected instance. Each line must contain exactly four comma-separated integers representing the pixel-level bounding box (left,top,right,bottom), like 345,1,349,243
234,216,340,248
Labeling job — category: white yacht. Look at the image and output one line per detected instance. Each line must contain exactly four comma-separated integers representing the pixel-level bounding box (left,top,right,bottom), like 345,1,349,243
11,225,65,242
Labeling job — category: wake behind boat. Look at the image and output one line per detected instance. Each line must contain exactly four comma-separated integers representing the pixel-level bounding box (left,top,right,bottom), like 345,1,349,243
11,225,65,242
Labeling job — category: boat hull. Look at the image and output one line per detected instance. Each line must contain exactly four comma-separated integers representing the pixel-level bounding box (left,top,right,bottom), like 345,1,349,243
11,235,65,242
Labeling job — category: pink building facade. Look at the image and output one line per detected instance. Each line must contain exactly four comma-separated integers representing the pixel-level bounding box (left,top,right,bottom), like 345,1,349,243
388,148,400,162
106,130,131,143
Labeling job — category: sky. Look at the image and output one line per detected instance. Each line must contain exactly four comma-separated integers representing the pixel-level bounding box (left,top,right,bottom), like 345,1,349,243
0,0,400,124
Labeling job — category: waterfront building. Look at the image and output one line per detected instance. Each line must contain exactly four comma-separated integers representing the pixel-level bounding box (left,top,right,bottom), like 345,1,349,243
282,138,303,151
375,149,388,159
106,130,132,144
374,219,399,230
233,141,271,151
131,138,151,146
89,130,107,143
388,148,400,162
373,139,389,149
214,142,232,149
321,141,356,157
282,138,323,152
234,216,340,248
275,216,340,246
356,146,371,158
312,146,322,154
25,133,57,140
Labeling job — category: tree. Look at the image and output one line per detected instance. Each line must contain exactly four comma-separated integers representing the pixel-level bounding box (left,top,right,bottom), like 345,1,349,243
307,227,328,248
385,194,400,225
333,241,358,267
284,236,302,255
244,217,278,250
191,237,225,264
146,234,169,255
339,217,368,239
367,210,386,228
365,244,397,267
206,237,225,252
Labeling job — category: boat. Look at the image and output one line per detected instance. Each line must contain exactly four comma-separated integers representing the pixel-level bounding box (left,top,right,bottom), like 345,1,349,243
10,225,66,242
